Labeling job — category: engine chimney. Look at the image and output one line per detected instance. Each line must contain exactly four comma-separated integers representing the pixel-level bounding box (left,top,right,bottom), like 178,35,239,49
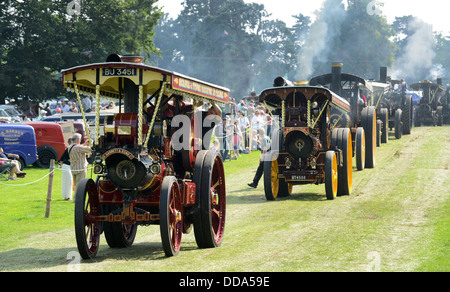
274,76,294,87
380,67,387,83
331,63,343,95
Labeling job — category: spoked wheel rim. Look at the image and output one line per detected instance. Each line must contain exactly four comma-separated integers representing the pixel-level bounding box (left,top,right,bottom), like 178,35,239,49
209,153,226,245
74,179,101,260
160,176,183,257
270,159,279,199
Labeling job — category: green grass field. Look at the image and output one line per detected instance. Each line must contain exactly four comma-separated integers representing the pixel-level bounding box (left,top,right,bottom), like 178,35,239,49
0,126,448,272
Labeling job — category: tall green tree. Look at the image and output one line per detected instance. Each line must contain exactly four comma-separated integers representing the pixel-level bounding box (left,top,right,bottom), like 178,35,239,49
160,0,297,98
329,0,397,79
0,0,163,105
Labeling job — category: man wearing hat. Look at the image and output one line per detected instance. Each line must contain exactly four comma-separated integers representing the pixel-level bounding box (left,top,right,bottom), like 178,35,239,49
35,109,46,120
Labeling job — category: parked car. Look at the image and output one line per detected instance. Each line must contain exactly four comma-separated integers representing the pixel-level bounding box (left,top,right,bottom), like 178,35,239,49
42,113,113,142
0,104,26,122
57,121,88,145
22,122,66,168
0,109,12,123
0,124,38,170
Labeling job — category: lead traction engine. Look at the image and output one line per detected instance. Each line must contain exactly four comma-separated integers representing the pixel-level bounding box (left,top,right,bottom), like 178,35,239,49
63,54,228,259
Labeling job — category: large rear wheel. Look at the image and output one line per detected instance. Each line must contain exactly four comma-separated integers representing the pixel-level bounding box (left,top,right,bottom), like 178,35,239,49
74,179,101,260
361,106,376,168
194,151,226,248
395,109,403,139
402,95,413,134
337,128,352,196
355,127,366,171
380,108,389,143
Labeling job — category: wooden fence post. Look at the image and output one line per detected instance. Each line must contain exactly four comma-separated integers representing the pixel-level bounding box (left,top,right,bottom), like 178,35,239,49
45,159,55,218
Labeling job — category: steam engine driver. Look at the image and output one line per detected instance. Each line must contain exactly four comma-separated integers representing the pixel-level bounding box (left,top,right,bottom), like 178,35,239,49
145,94,222,119
144,95,222,151
161,95,222,119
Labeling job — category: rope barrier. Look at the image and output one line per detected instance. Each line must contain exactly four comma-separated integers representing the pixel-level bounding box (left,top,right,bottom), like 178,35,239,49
0,170,55,187
0,166,94,187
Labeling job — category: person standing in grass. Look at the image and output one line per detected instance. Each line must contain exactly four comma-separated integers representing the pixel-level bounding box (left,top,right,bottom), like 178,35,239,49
69,133,91,200
247,128,271,188
59,138,74,201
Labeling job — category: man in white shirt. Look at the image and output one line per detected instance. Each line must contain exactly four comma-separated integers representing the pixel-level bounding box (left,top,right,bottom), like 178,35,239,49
251,110,263,130
238,111,250,148
62,101,71,113
81,96,91,112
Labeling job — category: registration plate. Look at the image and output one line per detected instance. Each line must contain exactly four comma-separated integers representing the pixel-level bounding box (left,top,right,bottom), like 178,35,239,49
292,175,306,180
102,68,137,77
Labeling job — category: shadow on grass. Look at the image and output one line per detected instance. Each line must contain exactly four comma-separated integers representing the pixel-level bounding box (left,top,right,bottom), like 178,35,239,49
227,188,327,205
0,240,200,271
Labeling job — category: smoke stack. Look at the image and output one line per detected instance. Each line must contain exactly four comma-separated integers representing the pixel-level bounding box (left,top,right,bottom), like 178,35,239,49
331,63,343,95
380,67,387,83
437,78,442,85
121,55,144,64
106,54,122,62
274,76,294,87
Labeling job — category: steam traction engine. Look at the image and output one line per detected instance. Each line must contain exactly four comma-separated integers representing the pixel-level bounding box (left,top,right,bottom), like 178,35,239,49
368,67,413,142
259,77,355,201
62,54,229,259
411,80,445,127
310,63,378,170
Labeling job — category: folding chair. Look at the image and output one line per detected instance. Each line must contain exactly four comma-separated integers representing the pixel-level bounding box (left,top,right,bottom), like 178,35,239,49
0,160,13,180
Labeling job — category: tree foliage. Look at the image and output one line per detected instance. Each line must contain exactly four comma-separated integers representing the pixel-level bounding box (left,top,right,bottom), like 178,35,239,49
1,0,448,105
0,0,163,104
154,0,449,98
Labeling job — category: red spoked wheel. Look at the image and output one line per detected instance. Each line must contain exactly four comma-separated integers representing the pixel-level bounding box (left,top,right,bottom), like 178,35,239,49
74,178,101,260
160,176,183,257
194,150,226,248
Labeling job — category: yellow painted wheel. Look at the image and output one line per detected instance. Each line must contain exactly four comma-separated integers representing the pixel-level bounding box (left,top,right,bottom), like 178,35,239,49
264,152,279,201
337,128,353,196
325,151,338,200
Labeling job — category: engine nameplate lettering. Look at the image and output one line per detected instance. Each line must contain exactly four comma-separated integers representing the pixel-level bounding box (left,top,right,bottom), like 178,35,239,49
102,148,135,160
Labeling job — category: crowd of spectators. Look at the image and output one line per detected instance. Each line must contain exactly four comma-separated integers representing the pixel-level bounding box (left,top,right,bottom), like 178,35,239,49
213,97,275,162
